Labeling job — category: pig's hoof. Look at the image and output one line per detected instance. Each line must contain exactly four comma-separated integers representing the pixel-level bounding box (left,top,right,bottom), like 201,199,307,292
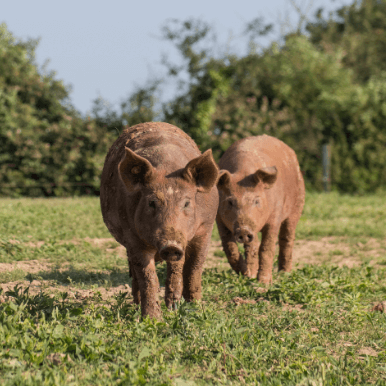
257,275,272,285
141,311,162,321
165,297,181,310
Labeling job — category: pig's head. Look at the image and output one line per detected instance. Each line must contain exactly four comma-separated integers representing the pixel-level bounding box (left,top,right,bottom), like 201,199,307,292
118,147,218,261
217,166,278,244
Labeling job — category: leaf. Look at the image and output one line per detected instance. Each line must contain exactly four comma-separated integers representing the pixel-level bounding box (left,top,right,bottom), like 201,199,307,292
174,378,196,386
70,308,83,316
52,325,64,338
138,347,151,361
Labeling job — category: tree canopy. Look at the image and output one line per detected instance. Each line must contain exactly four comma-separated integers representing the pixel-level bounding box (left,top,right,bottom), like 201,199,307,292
157,0,386,192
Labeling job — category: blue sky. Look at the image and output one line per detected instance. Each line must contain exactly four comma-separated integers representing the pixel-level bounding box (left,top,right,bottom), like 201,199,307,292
2,0,352,115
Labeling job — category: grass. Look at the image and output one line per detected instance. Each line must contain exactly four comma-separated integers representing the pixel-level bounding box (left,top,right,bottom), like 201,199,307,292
0,197,109,241
298,191,386,240
0,193,386,385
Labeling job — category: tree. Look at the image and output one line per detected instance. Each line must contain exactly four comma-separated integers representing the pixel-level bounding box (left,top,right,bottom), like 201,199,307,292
158,11,386,192
306,0,386,83
0,23,114,197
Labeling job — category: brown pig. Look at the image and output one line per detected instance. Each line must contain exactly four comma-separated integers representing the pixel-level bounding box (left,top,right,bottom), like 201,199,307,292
100,122,219,318
216,135,305,284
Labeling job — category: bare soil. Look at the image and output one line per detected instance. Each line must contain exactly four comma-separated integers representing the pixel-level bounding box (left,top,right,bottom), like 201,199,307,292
0,260,52,275
205,237,386,270
1,237,385,302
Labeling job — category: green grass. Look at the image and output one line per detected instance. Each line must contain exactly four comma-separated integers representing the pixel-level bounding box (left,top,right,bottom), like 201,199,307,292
1,266,386,385
0,194,386,385
0,268,27,284
0,197,110,241
298,191,386,240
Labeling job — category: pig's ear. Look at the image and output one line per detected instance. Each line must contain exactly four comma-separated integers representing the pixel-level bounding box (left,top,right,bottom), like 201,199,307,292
217,170,232,192
118,147,155,192
183,149,219,193
253,166,278,189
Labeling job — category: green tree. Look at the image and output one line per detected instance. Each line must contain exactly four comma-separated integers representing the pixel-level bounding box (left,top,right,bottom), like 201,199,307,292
91,82,159,135
157,11,386,192
0,23,114,197
307,0,386,83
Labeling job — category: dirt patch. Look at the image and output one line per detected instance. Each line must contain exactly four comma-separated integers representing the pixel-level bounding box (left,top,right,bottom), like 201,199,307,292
232,297,257,306
293,237,355,267
371,301,386,313
0,280,132,303
358,347,378,357
83,238,127,258
282,303,304,312
6,237,127,258
1,237,384,303
204,240,228,270
7,236,384,271
0,260,52,274
8,239,45,248
203,237,386,271
293,237,386,268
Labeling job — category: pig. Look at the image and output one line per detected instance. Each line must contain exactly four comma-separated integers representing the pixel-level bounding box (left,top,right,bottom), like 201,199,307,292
216,135,305,284
100,122,219,318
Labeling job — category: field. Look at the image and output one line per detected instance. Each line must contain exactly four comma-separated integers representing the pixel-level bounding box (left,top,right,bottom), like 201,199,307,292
0,192,386,385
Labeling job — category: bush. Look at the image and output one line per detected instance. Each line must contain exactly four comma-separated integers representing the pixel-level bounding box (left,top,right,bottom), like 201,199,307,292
0,24,117,197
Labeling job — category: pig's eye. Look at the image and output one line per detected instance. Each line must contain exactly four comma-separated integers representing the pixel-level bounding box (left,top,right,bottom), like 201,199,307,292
253,197,260,206
227,200,234,208
149,200,156,209
184,200,190,208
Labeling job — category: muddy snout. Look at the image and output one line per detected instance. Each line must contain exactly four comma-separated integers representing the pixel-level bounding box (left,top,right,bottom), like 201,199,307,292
159,242,184,262
234,227,254,244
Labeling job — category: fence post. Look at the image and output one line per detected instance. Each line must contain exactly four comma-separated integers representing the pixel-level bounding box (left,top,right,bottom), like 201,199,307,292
322,143,331,192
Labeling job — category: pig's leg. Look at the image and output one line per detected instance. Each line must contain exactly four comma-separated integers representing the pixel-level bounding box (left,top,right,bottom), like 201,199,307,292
216,218,247,275
131,253,161,319
165,259,185,309
244,239,260,278
128,258,141,305
278,218,298,272
182,227,212,302
257,224,279,284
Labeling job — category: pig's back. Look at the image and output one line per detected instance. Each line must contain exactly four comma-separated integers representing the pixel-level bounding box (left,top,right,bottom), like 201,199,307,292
220,135,300,180
102,122,201,173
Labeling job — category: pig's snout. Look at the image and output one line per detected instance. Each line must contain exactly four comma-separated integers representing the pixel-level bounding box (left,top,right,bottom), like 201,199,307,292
235,228,254,244
159,244,184,262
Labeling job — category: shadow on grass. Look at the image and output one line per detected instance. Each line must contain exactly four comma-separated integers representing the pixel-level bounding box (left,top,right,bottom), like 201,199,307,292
30,267,132,287
29,262,169,288
0,268,29,284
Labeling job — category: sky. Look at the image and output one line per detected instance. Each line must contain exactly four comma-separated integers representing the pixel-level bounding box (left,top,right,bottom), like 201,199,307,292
2,0,353,116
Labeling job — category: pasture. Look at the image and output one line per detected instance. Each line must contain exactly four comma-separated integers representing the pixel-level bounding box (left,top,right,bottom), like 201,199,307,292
0,192,386,385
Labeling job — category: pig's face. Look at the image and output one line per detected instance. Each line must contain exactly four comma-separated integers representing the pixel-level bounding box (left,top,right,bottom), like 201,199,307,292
133,179,198,260
118,148,218,261
217,167,277,244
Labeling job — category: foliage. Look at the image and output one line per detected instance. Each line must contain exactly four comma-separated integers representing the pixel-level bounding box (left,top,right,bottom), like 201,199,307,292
307,0,386,84
305,0,386,191
158,4,386,192
91,82,159,135
0,23,118,197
